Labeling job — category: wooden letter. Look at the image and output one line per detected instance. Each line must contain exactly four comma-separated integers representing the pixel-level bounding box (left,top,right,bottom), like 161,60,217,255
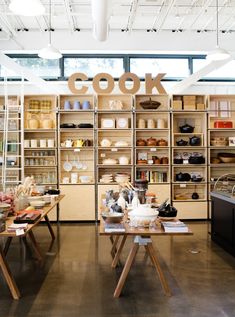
68,72,88,94
119,72,140,94
93,73,114,94
145,73,166,94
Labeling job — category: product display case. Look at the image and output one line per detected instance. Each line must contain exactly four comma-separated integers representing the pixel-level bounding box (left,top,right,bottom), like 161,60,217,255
171,96,208,218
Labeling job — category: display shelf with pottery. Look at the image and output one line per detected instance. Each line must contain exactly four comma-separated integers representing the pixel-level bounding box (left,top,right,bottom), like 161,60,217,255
97,94,132,111
135,94,169,112
59,94,94,111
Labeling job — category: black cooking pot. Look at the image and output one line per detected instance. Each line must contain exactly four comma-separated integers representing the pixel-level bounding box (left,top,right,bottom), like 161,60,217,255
179,124,194,133
158,205,178,218
188,154,205,164
176,139,188,146
192,192,199,199
176,172,191,182
174,158,183,164
191,176,203,182
189,136,201,146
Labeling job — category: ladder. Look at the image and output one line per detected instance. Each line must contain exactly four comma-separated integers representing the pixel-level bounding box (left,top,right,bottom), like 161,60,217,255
1,75,24,192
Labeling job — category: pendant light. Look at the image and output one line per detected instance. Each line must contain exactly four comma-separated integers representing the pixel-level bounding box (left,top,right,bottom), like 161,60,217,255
206,0,231,61
9,0,45,16
38,0,62,60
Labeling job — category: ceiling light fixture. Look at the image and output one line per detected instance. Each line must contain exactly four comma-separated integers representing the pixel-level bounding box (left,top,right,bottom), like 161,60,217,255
38,0,62,60
9,0,45,16
206,0,231,61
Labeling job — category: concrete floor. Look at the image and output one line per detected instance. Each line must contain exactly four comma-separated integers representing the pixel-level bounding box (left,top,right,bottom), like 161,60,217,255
0,221,235,317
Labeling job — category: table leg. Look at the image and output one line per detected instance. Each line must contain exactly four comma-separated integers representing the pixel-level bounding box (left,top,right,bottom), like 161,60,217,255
113,243,139,298
0,246,20,300
112,235,127,268
3,237,12,256
28,231,43,263
110,236,120,259
145,243,171,297
44,215,55,240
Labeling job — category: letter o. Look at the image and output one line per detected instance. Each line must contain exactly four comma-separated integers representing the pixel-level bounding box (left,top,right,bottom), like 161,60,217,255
119,72,140,94
92,73,114,94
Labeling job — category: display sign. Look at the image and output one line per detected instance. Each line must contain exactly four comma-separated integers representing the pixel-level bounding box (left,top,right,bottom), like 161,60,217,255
68,72,167,95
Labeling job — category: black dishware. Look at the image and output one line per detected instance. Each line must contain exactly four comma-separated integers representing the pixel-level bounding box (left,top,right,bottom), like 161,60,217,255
192,192,199,199
158,199,178,218
188,153,205,164
176,172,191,182
176,139,188,146
60,123,76,128
189,136,201,146
179,123,194,133
191,176,203,182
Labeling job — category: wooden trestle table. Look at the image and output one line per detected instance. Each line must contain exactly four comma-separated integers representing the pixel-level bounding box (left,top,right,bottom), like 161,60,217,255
0,195,64,300
100,219,193,298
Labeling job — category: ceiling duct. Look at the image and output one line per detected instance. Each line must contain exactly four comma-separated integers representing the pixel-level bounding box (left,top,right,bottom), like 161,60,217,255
91,0,110,41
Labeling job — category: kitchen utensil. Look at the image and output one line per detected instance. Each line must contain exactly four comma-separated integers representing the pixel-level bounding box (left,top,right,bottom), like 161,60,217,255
78,123,93,128
118,156,129,165
114,140,128,147
137,119,146,129
146,137,157,146
189,136,201,146
40,139,47,148
157,118,166,129
214,121,233,128
157,139,168,146
101,211,124,223
63,156,72,172
60,123,76,128
73,139,84,147
218,152,235,163
176,139,188,146
75,155,83,169
136,139,146,146
62,177,70,184
109,100,123,110
73,101,80,110
65,139,73,147
192,192,199,199
47,139,55,148
28,118,39,129
24,140,30,148
79,175,92,183
71,173,78,184
82,100,90,110
102,158,117,165
210,137,227,146
82,162,88,170
188,153,205,164
179,123,194,133
30,139,38,148
64,100,71,110
139,98,161,110
147,119,155,129
100,138,112,147
158,200,178,218
30,200,46,208
42,118,53,129
129,205,159,227
175,172,191,182
191,176,203,182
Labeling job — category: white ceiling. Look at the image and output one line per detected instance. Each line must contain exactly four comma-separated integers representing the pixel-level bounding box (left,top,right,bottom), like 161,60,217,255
0,0,235,54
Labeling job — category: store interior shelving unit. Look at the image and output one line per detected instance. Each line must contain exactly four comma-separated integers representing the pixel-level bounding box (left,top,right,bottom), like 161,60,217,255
96,94,133,211
58,95,95,220
134,94,171,202
207,95,235,217
3,91,235,221
171,95,208,219
23,95,58,188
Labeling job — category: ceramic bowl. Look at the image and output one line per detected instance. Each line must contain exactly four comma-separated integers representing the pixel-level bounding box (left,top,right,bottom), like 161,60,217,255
30,200,46,208
101,212,124,223
79,175,92,183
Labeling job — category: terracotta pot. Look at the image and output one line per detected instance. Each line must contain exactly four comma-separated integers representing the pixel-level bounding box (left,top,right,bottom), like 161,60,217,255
157,139,167,146
136,139,146,146
146,137,157,146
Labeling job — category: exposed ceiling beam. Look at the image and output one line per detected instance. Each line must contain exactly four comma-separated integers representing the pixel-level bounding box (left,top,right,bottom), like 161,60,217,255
126,0,139,33
152,0,176,33
63,0,76,33
170,57,232,94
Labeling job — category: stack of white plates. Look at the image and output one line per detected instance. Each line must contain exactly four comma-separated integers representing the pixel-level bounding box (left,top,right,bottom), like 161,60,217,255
115,173,130,183
100,174,113,183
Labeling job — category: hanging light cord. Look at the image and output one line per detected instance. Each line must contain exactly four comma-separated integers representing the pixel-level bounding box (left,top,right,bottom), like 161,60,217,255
49,0,51,45
216,0,219,47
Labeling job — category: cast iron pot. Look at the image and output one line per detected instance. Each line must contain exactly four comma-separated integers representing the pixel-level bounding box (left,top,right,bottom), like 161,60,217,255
191,176,203,182
175,172,191,182
158,205,178,218
176,139,188,146
192,192,199,200
189,136,201,146
179,123,194,133
174,158,183,164
188,154,205,164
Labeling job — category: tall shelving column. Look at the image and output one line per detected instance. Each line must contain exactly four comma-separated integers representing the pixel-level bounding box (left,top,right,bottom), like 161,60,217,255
96,94,133,213
171,94,208,219
58,94,95,221
134,94,171,201
207,95,235,218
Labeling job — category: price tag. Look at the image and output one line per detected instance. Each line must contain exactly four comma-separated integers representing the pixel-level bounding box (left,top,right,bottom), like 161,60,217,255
16,229,24,236
150,148,157,152
111,148,118,152
183,159,188,164
101,153,106,158
74,149,81,152
180,184,187,188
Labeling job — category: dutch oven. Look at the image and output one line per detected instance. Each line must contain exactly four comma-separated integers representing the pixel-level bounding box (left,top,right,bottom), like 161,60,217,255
175,172,191,182
189,135,201,146
179,123,194,133
176,139,188,146
188,153,205,164
158,200,178,218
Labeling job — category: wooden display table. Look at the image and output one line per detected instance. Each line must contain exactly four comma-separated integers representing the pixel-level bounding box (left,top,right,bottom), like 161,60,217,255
0,195,64,300
100,220,193,298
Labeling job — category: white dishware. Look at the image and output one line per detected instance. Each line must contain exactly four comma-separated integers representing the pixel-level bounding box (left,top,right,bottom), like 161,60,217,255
100,138,112,147
157,118,165,129
102,158,117,165
47,139,55,148
65,139,73,147
30,200,46,208
129,204,159,227
118,156,129,165
71,173,78,184
24,140,30,148
63,155,72,172
114,140,128,147
40,139,47,148
62,177,70,184
79,175,92,183
30,139,37,148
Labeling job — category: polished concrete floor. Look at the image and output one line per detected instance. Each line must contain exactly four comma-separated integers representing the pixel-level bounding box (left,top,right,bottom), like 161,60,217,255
0,221,235,317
